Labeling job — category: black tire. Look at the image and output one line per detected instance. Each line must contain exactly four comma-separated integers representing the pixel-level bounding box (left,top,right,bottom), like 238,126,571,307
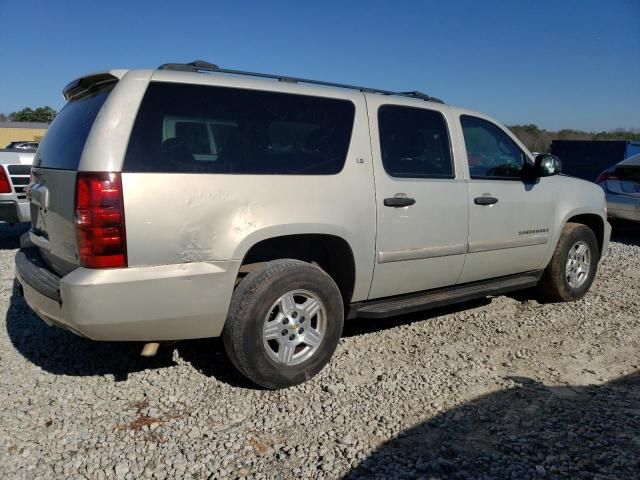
539,222,599,302
222,259,344,389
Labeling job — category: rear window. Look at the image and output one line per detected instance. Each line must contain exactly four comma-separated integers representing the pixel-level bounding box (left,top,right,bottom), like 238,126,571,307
34,88,111,170
123,82,355,174
614,165,640,182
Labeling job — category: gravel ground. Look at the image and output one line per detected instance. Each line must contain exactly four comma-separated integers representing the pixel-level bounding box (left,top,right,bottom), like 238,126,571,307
0,222,639,480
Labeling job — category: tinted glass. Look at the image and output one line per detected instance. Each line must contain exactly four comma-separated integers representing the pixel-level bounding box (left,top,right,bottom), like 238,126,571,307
461,115,525,179
34,88,111,170
614,165,640,182
124,82,356,174
378,105,453,178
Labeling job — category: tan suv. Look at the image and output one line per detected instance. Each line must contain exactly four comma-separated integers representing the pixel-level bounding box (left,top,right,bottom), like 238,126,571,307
16,61,610,388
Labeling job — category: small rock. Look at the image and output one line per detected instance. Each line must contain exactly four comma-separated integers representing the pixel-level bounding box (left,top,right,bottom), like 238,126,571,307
114,463,130,479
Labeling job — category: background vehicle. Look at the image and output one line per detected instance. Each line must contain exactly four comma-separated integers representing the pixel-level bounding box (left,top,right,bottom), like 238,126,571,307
5,141,39,150
16,62,610,389
550,140,640,182
0,149,34,223
596,153,640,223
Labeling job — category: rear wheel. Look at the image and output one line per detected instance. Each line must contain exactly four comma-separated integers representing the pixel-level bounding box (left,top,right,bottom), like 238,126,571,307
223,259,344,389
539,223,599,301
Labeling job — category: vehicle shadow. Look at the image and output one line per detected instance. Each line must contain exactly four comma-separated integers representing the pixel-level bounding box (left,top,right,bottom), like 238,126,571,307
346,373,640,479
176,338,256,388
5,281,174,381
6,280,549,387
6,284,504,387
5,280,251,386
0,223,29,250
610,220,640,246
504,286,556,305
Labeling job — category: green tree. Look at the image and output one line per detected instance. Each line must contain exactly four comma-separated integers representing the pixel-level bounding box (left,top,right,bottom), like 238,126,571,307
508,124,552,152
9,106,57,123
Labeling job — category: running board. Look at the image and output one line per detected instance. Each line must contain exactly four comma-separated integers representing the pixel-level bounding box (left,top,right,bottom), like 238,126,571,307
355,272,542,319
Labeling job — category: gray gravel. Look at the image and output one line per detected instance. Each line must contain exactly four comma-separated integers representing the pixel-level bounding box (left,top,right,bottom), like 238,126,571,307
0,222,639,479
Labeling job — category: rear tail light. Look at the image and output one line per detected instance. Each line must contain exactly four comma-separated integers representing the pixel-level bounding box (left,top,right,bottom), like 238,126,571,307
75,172,127,268
595,171,617,183
0,167,11,193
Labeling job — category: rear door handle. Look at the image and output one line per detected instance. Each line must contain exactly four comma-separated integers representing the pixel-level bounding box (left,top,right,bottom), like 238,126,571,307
474,196,498,206
384,196,416,208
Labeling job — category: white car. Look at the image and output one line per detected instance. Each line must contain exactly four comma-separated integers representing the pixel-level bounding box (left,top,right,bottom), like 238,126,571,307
16,61,610,388
0,150,34,223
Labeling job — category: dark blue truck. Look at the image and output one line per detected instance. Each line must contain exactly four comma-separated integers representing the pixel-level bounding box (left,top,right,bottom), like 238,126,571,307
551,140,640,182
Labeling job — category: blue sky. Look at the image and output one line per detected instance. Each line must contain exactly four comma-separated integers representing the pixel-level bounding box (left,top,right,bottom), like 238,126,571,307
0,0,638,131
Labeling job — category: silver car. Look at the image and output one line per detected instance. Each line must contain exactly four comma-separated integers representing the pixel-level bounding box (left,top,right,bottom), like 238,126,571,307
597,153,640,223
15,61,610,388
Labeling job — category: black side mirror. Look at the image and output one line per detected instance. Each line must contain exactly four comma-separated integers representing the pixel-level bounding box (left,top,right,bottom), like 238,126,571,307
534,154,562,177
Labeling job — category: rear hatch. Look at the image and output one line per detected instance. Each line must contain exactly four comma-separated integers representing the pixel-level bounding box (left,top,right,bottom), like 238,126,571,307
29,76,116,276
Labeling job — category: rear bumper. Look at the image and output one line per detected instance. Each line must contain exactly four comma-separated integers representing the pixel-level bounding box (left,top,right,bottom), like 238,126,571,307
606,193,640,223
15,248,239,341
0,201,30,223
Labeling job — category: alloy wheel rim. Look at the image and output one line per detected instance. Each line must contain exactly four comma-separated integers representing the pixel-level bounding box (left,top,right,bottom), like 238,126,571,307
565,241,591,289
262,289,326,366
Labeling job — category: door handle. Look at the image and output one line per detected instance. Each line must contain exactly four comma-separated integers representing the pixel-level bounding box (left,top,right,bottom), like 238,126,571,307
384,196,416,208
474,196,498,206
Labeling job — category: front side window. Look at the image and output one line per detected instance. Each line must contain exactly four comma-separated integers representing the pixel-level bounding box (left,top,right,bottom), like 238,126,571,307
378,105,454,178
124,82,355,174
461,115,525,180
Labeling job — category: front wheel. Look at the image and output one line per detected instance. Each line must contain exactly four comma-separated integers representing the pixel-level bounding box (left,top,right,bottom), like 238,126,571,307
223,259,344,389
539,223,599,302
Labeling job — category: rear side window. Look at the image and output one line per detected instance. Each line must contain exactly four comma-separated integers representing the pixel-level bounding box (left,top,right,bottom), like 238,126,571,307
124,82,356,174
34,88,111,170
378,105,453,178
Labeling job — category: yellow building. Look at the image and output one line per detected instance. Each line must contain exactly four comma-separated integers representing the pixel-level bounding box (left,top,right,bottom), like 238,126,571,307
0,122,49,148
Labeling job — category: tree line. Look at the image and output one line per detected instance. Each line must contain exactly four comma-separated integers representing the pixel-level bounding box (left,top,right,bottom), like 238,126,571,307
508,124,640,153
0,106,57,123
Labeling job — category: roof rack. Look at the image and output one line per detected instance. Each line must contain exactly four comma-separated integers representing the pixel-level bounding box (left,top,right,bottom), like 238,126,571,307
157,60,444,104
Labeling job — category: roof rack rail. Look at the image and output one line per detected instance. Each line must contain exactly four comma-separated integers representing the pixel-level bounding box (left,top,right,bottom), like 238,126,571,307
398,90,444,103
157,60,444,104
